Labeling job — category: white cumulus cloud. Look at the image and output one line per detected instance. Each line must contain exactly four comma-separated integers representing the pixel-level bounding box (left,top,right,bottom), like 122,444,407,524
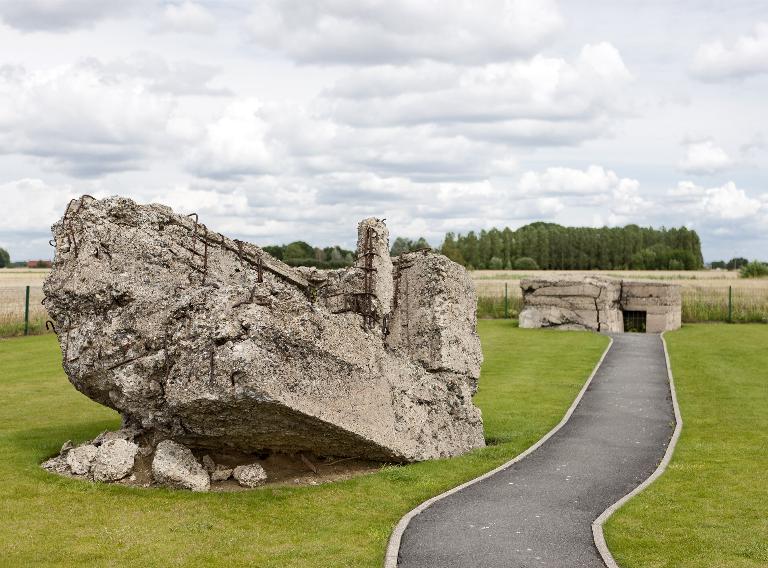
0,62,175,176
186,99,282,179
155,2,216,34
669,180,764,220
0,0,135,32
692,22,768,80
518,165,638,196
0,178,79,231
517,165,651,225
678,140,733,174
321,43,633,146
244,0,563,64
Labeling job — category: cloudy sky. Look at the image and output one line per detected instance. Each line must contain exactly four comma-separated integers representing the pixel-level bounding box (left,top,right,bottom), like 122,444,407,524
1,0,766,262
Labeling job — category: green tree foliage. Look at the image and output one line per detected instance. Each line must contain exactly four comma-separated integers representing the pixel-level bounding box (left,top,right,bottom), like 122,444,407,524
513,257,539,270
0,247,10,268
726,257,749,270
440,223,704,270
389,236,431,256
710,260,727,269
739,260,768,278
261,242,355,269
283,241,315,260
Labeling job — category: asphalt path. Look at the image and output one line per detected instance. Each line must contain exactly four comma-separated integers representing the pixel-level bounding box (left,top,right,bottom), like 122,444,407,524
397,333,674,568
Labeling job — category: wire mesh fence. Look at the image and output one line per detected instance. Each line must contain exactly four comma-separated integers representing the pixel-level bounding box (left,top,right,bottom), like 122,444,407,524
0,286,50,337
474,280,768,323
1,281,766,338
681,286,768,323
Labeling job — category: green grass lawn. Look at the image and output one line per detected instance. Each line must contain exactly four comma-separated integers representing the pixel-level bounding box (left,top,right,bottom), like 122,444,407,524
0,321,607,567
605,324,768,568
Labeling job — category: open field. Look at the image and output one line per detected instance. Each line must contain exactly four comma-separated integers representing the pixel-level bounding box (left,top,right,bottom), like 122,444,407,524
0,321,608,567
2,268,766,337
0,269,49,336
471,269,768,323
605,324,768,567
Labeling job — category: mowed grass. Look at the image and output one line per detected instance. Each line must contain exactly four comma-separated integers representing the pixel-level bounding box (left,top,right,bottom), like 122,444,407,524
605,324,768,568
0,321,608,567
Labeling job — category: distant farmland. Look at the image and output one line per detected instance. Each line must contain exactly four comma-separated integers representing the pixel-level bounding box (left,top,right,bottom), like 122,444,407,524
1,268,766,337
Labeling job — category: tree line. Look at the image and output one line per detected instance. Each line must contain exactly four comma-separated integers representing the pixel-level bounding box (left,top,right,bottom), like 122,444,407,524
260,223,706,271
438,222,705,270
262,242,356,269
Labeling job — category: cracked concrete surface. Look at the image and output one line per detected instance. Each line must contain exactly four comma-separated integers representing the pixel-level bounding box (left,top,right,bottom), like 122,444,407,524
41,196,485,489
519,276,681,333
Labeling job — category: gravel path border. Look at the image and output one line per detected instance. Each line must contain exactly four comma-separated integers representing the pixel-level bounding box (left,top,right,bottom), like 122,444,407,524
591,331,683,567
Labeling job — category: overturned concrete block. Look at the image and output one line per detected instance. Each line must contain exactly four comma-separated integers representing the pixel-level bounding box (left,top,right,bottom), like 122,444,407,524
519,276,681,333
42,196,484,472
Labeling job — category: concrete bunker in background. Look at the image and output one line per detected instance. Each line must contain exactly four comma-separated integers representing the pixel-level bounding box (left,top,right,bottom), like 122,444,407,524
519,276,681,333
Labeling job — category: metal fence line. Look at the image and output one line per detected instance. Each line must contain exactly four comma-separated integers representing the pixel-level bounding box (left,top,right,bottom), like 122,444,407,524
472,282,768,322
1,283,767,337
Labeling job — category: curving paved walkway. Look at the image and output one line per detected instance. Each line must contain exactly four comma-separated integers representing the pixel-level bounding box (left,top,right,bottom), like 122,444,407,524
397,333,675,568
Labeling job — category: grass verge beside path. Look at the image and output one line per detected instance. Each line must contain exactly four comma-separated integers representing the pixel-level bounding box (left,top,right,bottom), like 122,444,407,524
0,322,608,567
605,324,768,568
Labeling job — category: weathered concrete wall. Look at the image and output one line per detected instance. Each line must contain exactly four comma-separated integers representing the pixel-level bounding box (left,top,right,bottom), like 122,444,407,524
519,277,623,333
519,276,681,333
42,197,484,485
386,251,483,383
621,281,682,333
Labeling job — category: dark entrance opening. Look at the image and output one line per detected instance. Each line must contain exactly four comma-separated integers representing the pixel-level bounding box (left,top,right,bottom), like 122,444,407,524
623,310,647,333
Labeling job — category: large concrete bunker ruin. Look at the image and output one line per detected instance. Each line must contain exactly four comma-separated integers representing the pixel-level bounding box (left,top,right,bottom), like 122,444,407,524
519,276,681,333
41,196,485,490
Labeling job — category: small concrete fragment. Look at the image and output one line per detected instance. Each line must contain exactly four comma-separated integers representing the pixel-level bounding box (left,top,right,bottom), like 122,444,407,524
92,439,139,482
66,444,98,475
201,454,216,474
211,466,234,482
152,440,210,492
233,463,267,487
41,455,70,475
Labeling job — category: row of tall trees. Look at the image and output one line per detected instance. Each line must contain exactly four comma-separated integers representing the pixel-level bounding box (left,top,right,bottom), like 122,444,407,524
440,223,704,270
262,241,356,269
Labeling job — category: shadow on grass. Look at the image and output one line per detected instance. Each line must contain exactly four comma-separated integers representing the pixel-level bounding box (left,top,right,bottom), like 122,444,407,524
3,419,119,467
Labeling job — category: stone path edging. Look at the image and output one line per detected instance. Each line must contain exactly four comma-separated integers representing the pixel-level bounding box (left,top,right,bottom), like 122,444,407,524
591,331,683,567
383,335,615,568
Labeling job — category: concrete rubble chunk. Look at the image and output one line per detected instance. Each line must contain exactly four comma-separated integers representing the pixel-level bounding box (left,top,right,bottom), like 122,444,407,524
41,196,484,473
152,440,210,492
92,439,139,482
201,454,216,474
233,463,267,487
66,444,98,475
519,276,681,333
41,455,70,475
211,466,234,482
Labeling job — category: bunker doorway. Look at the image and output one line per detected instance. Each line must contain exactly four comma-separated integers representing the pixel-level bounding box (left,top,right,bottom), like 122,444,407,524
623,310,647,333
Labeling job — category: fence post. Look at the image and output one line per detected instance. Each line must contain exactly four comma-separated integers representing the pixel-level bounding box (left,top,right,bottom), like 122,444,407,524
504,283,509,319
24,285,30,336
728,285,733,323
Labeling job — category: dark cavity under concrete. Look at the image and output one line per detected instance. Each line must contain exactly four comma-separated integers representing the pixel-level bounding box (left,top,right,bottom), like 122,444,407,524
398,333,675,568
